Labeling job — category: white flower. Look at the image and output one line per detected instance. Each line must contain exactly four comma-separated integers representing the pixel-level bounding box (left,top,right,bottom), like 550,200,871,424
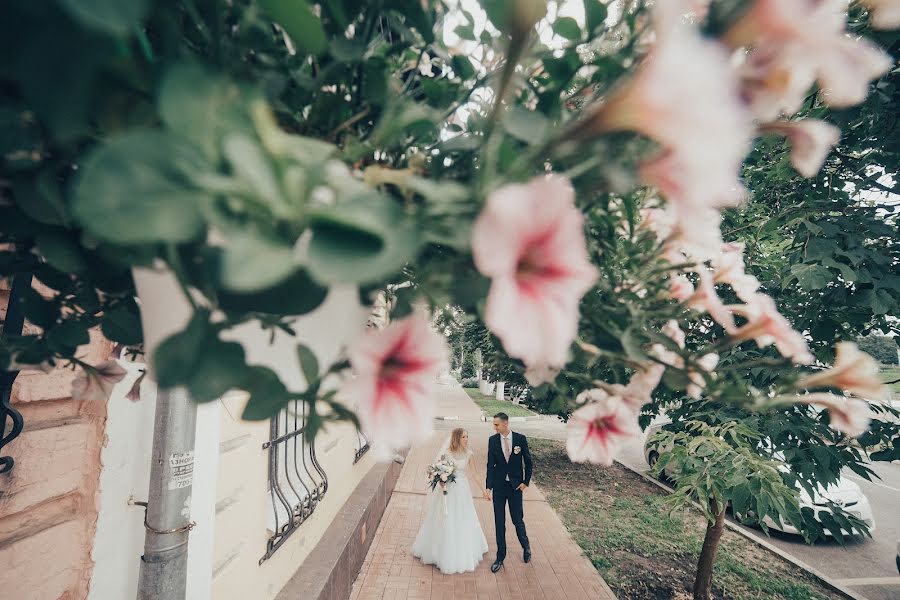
687,353,719,399
583,7,753,213
760,120,841,178
712,242,760,302
796,392,872,437
730,293,814,364
798,342,888,401
725,0,892,117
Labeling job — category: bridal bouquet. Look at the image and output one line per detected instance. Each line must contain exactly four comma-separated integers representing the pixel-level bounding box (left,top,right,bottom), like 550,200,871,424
426,457,457,496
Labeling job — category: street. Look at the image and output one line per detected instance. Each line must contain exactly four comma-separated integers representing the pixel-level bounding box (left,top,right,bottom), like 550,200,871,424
437,414,900,600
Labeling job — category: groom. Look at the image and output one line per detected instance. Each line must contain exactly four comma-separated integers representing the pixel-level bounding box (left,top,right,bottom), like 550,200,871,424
484,412,532,572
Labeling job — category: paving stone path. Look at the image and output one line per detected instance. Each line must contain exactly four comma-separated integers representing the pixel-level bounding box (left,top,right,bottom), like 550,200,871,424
350,381,617,600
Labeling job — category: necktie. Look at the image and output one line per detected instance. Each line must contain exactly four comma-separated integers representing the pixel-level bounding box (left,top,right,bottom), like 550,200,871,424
503,436,511,462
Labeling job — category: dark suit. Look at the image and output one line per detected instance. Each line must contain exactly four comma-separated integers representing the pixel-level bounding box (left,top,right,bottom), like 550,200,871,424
485,431,532,560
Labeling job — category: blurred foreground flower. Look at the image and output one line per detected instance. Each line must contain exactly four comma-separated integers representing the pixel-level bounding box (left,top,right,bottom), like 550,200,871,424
567,390,641,465
344,312,447,460
71,360,128,402
796,392,872,437
472,175,596,377
798,342,888,401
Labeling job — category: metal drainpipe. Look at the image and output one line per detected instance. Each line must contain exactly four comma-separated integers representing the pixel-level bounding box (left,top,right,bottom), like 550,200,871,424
136,386,198,600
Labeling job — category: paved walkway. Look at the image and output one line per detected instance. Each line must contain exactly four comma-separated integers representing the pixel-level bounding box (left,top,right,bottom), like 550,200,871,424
349,381,616,600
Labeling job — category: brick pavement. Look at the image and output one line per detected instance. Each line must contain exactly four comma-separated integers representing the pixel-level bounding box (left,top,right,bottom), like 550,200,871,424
349,382,616,600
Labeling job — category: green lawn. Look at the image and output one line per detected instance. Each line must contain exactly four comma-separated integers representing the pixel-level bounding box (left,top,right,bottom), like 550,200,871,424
879,366,900,396
463,387,536,418
530,438,844,600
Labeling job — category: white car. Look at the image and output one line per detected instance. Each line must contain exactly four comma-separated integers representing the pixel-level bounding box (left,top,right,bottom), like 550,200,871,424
643,423,876,537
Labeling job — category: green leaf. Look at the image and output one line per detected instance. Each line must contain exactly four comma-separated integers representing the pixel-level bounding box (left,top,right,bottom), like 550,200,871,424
58,0,148,36
35,231,88,274
13,174,67,226
583,0,608,34
241,366,292,420
21,288,58,329
820,258,857,282
330,37,367,62
218,268,327,315
220,231,298,293
552,17,582,41
188,341,248,403
153,310,211,388
48,320,91,350
858,289,893,315
439,134,481,152
504,106,549,144
789,263,832,290
297,343,319,385
306,193,421,285
620,328,649,362
101,299,143,346
72,131,210,244
454,24,476,41
451,55,476,80
222,134,286,216
362,58,389,107
258,0,327,55
158,64,254,162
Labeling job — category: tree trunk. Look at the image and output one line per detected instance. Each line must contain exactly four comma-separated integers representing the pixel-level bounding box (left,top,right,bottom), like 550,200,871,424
693,499,726,600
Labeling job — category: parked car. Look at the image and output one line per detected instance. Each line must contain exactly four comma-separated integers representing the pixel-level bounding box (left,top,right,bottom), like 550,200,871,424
643,422,877,537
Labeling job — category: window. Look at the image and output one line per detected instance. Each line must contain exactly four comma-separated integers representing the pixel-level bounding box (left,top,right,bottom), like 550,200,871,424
261,399,327,564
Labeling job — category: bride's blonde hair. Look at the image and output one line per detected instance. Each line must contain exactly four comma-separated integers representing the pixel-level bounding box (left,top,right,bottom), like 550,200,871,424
449,428,467,453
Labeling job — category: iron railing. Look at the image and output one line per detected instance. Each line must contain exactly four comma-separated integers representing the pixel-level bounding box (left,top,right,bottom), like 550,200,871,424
260,399,328,564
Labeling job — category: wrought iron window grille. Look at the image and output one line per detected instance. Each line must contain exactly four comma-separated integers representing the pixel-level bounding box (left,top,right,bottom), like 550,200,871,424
260,399,328,564
353,427,370,464
1,272,33,474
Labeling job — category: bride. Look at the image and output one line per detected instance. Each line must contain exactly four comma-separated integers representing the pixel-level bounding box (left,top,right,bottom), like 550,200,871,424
411,428,488,574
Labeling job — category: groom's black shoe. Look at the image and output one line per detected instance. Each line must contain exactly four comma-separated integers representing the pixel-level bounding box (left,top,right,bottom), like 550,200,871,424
524,548,532,564
490,558,504,573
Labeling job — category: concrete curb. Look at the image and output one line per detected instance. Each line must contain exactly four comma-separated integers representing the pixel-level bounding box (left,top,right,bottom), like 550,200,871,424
436,414,542,422
614,460,867,600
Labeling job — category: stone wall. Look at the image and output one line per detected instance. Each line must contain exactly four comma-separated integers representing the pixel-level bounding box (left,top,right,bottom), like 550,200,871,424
0,282,113,599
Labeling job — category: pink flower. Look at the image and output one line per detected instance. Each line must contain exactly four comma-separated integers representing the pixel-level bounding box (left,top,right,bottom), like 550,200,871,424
583,10,753,212
796,392,872,437
735,45,816,122
126,370,146,402
687,269,737,333
798,342,888,400
622,363,666,410
669,273,695,302
760,120,841,178
472,176,597,370
687,353,719,399
861,0,900,29
712,242,760,302
71,360,128,402
566,392,641,465
524,363,561,386
344,312,448,459
730,293,814,364
725,0,892,116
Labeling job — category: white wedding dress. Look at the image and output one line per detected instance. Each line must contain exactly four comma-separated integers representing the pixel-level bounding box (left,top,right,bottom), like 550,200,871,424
411,448,488,574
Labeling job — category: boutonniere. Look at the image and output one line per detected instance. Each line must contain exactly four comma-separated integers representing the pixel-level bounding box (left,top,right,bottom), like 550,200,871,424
513,446,521,454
